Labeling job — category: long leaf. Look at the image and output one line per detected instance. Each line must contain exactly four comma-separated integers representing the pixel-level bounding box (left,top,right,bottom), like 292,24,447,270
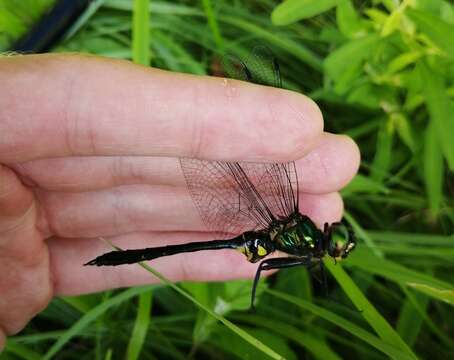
43,287,155,360
126,290,153,360
423,119,444,217
220,15,323,71
420,61,454,171
132,0,151,65
202,0,224,52
139,262,285,360
272,0,344,25
233,314,342,360
324,260,416,359
407,8,454,59
267,289,416,360
324,34,381,92
346,248,454,304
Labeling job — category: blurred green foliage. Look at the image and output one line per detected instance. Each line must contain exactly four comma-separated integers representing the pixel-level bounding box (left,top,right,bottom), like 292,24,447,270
0,0,54,49
1,0,453,359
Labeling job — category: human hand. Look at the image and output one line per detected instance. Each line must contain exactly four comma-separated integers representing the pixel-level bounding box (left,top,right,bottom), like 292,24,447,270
0,54,359,349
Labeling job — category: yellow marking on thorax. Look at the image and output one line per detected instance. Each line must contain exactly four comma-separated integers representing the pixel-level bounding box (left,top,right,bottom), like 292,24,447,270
238,246,253,261
257,245,267,257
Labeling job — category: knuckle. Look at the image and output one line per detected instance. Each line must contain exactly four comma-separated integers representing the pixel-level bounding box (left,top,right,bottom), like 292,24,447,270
111,157,125,186
188,114,206,160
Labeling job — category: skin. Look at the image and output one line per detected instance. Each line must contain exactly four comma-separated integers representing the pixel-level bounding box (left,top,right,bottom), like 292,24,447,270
0,54,360,350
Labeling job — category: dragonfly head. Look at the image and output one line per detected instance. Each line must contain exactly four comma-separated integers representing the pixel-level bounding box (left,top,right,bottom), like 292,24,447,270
325,221,356,260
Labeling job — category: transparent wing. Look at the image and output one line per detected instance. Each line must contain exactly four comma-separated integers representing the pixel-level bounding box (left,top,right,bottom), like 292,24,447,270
247,45,282,87
180,159,299,238
181,46,299,239
221,45,281,87
221,54,252,82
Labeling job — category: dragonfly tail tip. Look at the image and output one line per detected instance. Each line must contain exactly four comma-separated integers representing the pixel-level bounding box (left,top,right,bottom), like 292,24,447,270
84,259,98,266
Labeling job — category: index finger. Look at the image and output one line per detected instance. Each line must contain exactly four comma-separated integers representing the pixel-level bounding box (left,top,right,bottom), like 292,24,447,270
0,54,323,163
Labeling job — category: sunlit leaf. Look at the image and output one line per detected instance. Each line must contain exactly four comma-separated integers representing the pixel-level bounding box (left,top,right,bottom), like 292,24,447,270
341,174,390,195
387,51,422,74
419,62,454,170
325,261,416,357
324,34,380,85
396,291,429,346
336,0,366,38
126,291,152,360
272,0,344,25
346,248,454,304
407,283,454,306
371,119,394,184
132,0,151,65
267,289,417,360
423,121,443,216
407,8,454,59
393,113,416,152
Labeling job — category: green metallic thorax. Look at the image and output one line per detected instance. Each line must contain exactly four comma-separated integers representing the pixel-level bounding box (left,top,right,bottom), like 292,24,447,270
237,213,324,263
272,213,323,257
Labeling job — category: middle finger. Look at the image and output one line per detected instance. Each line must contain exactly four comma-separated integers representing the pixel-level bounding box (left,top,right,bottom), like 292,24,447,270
36,186,343,238
15,133,359,195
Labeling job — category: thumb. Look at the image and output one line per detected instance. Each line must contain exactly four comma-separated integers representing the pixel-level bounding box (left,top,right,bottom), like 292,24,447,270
0,164,52,347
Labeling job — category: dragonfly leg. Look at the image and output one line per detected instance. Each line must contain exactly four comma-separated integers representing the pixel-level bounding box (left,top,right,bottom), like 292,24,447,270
317,259,363,313
250,256,312,310
306,261,335,296
319,260,329,296
324,222,340,255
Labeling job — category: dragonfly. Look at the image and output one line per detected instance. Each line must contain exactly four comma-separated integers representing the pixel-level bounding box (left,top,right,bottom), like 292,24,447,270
85,47,356,308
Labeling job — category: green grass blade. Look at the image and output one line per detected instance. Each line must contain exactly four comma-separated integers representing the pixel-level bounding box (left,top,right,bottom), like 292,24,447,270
9,331,67,344
43,286,155,360
219,15,323,71
367,231,454,246
105,1,323,70
202,0,224,52
104,349,113,360
106,0,204,16
420,60,454,170
423,120,444,217
324,260,416,359
369,244,454,259
370,119,394,184
393,112,417,153
4,340,42,360
343,212,383,258
132,0,151,65
153,32,206,74
233,313,341,360
64,0,107,41
346,247,454,304
139,262,285,360
397,289,429,346
267,289,416,360
401,287,454,348
406,283,454,306
126,290,153,360
341,174,390,196
60,295,92,314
